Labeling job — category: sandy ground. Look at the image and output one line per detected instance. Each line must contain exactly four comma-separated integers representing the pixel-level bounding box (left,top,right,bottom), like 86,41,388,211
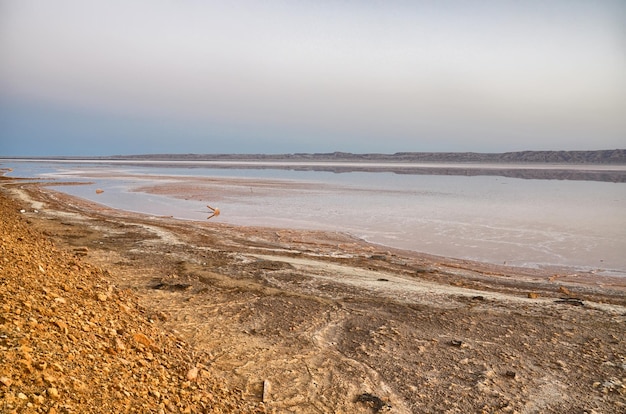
3,178,626,413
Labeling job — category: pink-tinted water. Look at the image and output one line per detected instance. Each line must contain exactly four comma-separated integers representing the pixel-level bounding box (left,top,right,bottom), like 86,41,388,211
7,160,626,276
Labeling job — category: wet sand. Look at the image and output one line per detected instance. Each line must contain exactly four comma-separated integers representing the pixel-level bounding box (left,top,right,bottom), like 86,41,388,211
2,177,626,413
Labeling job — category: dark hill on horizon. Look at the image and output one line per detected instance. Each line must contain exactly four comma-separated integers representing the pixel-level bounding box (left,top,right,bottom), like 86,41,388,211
108,149,626,164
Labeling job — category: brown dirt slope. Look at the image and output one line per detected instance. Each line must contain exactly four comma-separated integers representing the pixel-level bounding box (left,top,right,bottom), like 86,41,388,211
0,187,264,413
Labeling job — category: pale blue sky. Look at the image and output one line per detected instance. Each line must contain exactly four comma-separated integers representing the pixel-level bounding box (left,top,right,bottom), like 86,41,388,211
1,0,625,156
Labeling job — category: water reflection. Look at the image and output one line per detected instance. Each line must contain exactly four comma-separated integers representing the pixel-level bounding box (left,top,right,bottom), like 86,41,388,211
3,160,625,275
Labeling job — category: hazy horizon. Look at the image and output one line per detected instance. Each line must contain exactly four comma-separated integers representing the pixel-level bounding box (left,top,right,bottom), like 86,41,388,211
1,1,625,156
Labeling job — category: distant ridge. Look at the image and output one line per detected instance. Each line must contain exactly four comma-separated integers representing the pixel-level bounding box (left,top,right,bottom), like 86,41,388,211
4,150,625,182
108,149,626,164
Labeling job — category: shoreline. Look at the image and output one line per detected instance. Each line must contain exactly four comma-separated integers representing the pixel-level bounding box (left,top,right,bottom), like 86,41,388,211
128,171,626,277
14,163,625,275
17,179,626,299
2,177,626,412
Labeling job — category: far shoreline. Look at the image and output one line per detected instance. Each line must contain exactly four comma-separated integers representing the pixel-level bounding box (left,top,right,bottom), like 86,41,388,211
3,155,626,182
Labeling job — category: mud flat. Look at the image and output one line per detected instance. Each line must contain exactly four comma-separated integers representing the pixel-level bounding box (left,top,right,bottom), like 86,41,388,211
2,177,625,413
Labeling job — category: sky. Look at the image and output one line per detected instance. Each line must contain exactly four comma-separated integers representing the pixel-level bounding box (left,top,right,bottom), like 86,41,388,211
0,0,625,156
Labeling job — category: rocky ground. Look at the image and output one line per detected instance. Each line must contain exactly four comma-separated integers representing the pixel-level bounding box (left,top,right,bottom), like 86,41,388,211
1,177,625,413
0,180,265,413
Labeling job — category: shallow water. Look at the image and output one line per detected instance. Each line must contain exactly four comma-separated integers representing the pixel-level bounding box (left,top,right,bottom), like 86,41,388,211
4,159,626,275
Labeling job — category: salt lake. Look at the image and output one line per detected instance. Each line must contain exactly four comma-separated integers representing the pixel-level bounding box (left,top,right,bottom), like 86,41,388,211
3,159,626,276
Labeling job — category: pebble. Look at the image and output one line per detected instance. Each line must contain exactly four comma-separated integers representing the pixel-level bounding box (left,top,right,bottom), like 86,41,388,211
133,332,153,348
187,367,199,381
54,320,68,334
43,373,57,384
115,338,126,351
31,394,45,404
559,286,572,296
47,387,60,400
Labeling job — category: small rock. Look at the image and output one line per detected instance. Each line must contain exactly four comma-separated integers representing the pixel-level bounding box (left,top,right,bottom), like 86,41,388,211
115,338,126,351
133,332,153,348
0,376,12,387
527,292,539,299
54,320,68,334
51,363,64,372
31,394,45,404
72,379,88,392
18,392,28,400
558,286,572,296
355,392,392,412
97,293,108,302
43,373,57,385
54,297,66,304
262,379,271,402
186,367,199,381
47,387,59,400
